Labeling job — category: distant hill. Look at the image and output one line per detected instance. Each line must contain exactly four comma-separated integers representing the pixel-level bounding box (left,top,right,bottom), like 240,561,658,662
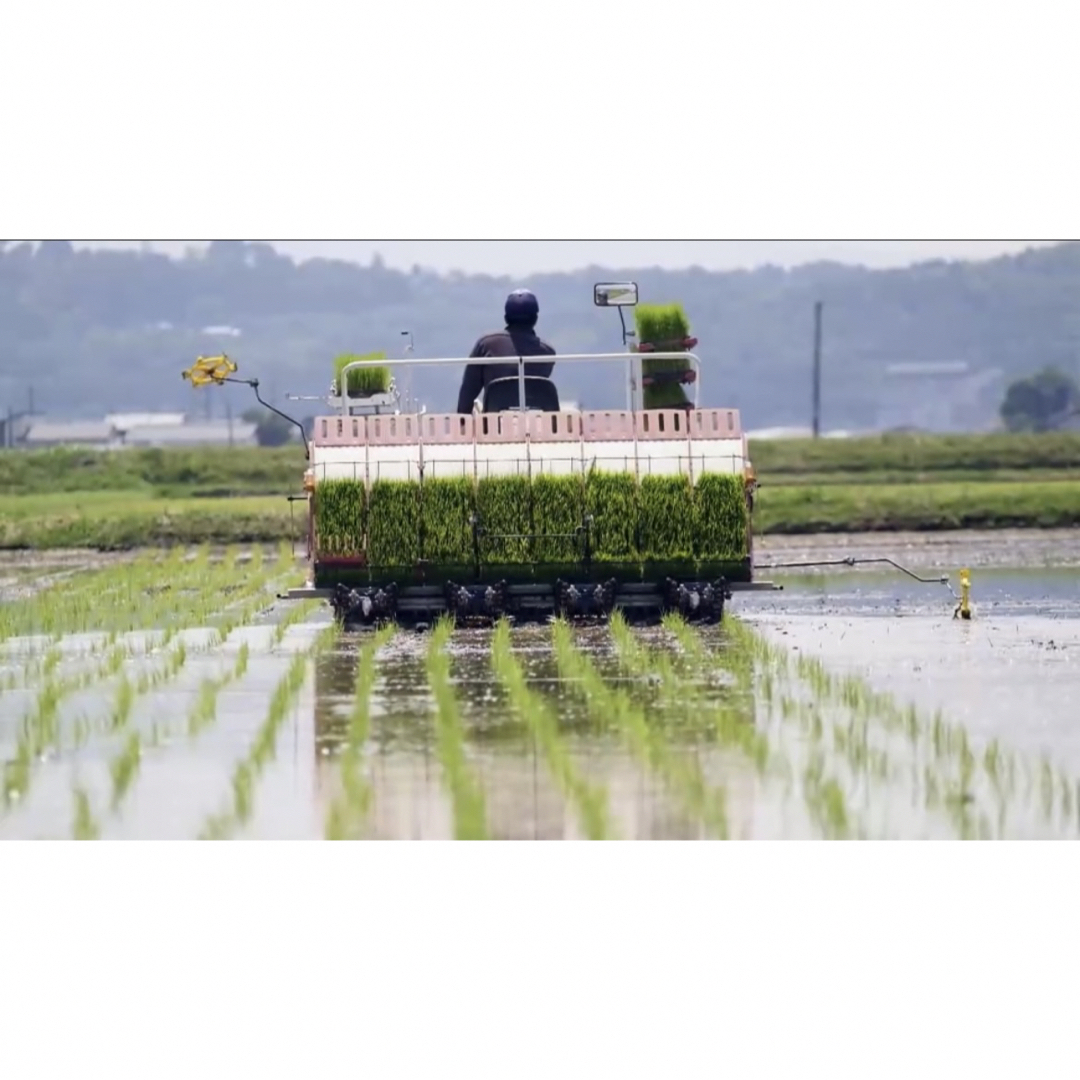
2,239,1078,432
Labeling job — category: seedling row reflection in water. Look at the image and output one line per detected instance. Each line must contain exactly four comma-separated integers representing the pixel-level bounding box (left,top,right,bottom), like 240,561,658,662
3,544,1079,840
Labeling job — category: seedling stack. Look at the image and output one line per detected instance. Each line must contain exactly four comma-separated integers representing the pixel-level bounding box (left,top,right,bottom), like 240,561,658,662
634,302,695,410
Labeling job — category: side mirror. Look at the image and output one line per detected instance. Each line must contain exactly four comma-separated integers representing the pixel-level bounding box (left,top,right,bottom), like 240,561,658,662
593,282,639,308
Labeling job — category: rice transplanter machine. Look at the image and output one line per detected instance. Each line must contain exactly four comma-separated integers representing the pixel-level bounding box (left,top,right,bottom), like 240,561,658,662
184,282,781,628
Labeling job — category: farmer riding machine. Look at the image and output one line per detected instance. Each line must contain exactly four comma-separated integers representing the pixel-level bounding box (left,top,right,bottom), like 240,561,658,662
184,283,777,629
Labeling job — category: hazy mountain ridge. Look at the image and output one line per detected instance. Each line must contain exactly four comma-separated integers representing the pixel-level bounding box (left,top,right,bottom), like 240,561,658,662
2,240,1077,431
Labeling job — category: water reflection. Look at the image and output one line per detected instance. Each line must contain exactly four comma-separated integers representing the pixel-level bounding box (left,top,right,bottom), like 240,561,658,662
311,621,765,840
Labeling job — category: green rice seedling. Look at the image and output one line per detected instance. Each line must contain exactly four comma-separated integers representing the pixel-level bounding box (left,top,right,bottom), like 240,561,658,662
476,476,530,564
110,676,135,731
490,618,610,840
72,787,100,840
420,476,474,564
232,762,255,823
326,623,397,840
798,749,853,840
587,468,635,561
635,302,693,410
427,615,489,840
551,618,728,838
1040,758,1056,822
31,679,64,755
817,778,850,838
135,666,154,695
42,646,63,679
694,473,749,561
639,475,697,562
531,474,584,563
942,786,977,840
367,480,420,566
188,677,223,738
333,351,391,397
172,639,187,673
109,732,142,810
314,479,366,557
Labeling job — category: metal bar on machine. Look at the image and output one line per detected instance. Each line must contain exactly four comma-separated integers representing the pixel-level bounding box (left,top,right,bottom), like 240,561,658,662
337,352,703,412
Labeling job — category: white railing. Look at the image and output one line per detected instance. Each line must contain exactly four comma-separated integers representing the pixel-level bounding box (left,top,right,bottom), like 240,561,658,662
337,351,703,416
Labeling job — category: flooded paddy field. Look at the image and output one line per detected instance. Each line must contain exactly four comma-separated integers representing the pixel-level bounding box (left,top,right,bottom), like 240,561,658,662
1,531,1078,840
747,533,1080,794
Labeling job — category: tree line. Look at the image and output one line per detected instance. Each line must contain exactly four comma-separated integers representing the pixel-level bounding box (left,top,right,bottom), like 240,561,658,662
2,240,1079,433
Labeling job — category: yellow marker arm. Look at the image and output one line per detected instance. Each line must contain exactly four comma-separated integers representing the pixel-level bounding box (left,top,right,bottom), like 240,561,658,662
182,355,238,387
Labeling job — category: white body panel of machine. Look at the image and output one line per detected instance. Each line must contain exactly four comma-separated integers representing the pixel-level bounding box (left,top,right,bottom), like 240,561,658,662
310,408,749,484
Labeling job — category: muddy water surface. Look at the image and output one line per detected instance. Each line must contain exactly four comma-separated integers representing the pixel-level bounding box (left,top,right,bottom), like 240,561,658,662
744,565,1080,774
1,535,1078,839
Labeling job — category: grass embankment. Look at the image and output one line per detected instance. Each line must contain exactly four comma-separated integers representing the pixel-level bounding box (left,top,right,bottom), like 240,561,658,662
749,431,1080,534
754,481,1080,534
3,433,1080,548
0,491,296,549
750,431,1080,475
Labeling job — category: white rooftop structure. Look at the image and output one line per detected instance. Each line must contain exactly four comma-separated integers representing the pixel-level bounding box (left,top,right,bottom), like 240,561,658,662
746,425,859,441
746,426,813,440
886,361,972,377
122,421,258,447
106,412,187,431
24,421,117,447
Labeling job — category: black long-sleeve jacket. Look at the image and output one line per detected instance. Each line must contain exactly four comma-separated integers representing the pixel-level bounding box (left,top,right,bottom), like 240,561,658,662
455,327,556,414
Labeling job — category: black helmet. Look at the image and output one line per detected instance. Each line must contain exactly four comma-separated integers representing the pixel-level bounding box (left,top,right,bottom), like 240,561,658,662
505,288,539,325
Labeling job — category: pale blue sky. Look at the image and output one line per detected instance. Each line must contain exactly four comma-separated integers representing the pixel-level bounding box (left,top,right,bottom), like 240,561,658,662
73,240,1057,276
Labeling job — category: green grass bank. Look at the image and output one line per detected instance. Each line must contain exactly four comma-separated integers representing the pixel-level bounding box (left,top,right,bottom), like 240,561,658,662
3,432,1080,549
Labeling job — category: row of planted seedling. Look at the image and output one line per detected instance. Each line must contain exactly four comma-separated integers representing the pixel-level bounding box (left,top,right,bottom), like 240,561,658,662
1,546,286,692
199,607,333,840
0,543,295,653
37,551,1076,841
542,614,1080,841
311,610,768,841
310,608,1080,842
314,470,749,566
89,592,325,839
586,610,1080,841
0,544,310,833
735,620,1080,840
73,587,324,838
